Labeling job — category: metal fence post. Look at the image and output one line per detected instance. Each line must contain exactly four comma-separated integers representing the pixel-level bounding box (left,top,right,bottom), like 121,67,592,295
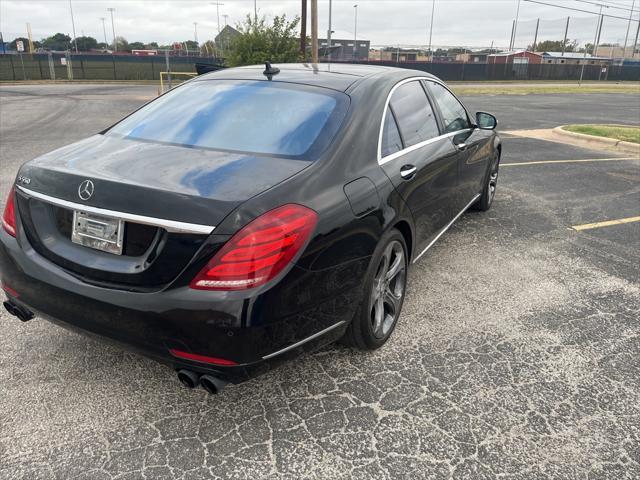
66,51,73,80
38,58,43,79
165,50,172,89
9,55,16,80
112,55,117,80
48,53,55,80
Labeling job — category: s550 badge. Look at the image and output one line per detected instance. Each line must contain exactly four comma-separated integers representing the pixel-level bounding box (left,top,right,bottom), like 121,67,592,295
17,175,31,185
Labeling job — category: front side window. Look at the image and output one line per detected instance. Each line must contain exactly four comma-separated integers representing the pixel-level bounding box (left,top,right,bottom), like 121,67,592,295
108,80,347,158
428,81,471,133
388,81,440,148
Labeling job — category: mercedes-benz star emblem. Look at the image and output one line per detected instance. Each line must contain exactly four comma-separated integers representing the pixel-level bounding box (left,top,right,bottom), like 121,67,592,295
78,180,94,201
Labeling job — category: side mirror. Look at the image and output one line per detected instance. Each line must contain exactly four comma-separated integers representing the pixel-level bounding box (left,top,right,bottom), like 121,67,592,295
476,112,497,130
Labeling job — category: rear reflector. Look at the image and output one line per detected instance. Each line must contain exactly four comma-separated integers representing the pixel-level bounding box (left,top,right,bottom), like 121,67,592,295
169,349,238,366
2,186,17,237
1,283,19,298
190,204,318,291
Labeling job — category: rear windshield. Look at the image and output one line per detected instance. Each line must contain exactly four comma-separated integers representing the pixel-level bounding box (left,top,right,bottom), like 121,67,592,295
108,80,348,158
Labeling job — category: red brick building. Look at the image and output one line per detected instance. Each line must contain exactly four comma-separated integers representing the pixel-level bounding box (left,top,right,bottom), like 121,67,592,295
487,50,543,65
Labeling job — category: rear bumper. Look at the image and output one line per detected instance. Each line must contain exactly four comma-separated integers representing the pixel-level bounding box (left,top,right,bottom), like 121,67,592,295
0,229,366,383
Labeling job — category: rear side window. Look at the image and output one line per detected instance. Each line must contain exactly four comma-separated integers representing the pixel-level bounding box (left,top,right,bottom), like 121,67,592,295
388,81,440,148
381,110,403,157
108,80,348,158
428,81,471,133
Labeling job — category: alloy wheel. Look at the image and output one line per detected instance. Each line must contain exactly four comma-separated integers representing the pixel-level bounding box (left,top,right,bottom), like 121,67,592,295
488,159,499,204
369,240,406,339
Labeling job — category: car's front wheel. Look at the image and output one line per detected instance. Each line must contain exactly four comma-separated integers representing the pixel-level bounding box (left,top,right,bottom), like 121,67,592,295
342,228,408,350
473,152,500,211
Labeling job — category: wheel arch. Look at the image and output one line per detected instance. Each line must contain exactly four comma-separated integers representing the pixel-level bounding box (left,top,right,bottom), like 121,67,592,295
392,219,413,262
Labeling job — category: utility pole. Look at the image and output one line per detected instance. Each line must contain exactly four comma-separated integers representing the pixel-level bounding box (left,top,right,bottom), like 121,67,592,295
69,0,78,53
100,17,108,46
327,0,333,61
311,0,318,63
532,18,539,52
633,15,640,58
107,8,117,52
254,0,258,22
211,2,224,34
427,0,435,61
222,14,228,27
592,5,604,57
194,22,199,45
622,0,636,58
353,4,358,60
562,16,570,56
301,0,307,58
512,0,521,50
509,20,515,50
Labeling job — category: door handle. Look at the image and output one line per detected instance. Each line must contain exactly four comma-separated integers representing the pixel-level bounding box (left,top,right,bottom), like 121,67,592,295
455,142,467,151
400,165,417,179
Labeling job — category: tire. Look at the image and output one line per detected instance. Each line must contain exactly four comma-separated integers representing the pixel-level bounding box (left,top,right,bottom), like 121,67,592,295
472,151,500,212
342,228,408,350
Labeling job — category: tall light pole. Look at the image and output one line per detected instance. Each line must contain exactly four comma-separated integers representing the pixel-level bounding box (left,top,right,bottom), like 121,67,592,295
622,0,636,58
511,0,521,50
99,17,108,47
222,14,228,27
69,0,78,53
301,0,307,57
427,0,435,60
194,22,199,45
353,4,358,59
327,0,333,60
211,2,224,34
311,0,318,63
107,7,117,52
254,0,258,22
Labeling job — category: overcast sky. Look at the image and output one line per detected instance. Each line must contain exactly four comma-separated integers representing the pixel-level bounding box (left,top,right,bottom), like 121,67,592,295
1,0,638,50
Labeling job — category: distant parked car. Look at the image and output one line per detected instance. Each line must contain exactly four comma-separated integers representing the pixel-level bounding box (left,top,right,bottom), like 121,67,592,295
1,63,501,394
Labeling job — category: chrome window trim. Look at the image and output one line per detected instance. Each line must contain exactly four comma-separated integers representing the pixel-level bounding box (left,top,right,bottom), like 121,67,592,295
16,186,215,235
377,76,471,165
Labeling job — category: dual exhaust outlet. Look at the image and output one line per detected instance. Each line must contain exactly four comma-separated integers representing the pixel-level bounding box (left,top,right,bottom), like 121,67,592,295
177,369,228,394
3,300,34,322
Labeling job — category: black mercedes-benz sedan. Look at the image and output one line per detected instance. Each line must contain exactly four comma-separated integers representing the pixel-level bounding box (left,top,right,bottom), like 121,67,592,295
1,63,500,393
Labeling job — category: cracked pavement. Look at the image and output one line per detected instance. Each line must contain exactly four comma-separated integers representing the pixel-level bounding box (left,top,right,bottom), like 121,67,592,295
0,85,638,479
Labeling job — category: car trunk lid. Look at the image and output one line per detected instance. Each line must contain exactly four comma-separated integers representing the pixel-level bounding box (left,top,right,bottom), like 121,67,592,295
15,135,311,290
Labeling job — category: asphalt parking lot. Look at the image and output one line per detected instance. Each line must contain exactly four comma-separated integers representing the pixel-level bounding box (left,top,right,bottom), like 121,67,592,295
0,84,638,480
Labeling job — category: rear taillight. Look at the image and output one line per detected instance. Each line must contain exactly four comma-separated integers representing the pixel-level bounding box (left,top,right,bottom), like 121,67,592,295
2,186,16,238
190,204,318,291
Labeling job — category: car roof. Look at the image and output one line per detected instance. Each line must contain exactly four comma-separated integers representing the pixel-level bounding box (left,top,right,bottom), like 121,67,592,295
196,63,436,92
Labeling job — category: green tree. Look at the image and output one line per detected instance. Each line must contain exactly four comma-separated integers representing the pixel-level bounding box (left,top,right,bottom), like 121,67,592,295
41,33,72,51
530,39,577,52
200,40,215,56
183,40,199,51
128,41,146,51
226,14,300,67
75,36,98,51
113,36,128,51
146,42,159,49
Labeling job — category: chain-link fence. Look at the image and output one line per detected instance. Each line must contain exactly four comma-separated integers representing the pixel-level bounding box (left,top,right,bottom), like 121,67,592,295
0,53,221,81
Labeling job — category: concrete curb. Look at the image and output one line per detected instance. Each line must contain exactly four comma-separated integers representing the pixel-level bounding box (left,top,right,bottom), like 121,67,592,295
553,126,640,155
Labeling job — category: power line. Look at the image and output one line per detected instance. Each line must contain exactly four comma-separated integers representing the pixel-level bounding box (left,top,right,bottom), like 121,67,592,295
523,0,639,21
575,0,639,14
